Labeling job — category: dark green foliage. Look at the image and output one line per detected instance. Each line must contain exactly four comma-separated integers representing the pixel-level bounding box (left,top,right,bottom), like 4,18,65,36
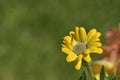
79,64,89,80
100,66,107,80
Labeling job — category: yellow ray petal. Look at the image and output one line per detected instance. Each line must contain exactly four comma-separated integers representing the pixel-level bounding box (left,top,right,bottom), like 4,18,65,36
75,60,82,70
84,49,91,54
83,53,91,62
95,32,101,37
87,29,96,42
92,32,101,40
62,41,72,49
88,42,102,47
63,36,71,43
69,31,75,38
88,38,100,47
79,27,87,42
88,47,103,54
69,31,77,46
83,49,91,62
63,36,72,49
62,47,73,55
87,32,101,45
93,42,102,47
95,42,102,47
75,54,83,70
66,53,77,62
75,27,80,41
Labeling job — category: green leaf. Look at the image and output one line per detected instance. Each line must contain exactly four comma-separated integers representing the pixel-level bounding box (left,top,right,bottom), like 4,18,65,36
79,71,87,80
112,77,118,80
100,66,106,80
79,65,85,80
79,75,84,80
107,71,118,80
109,72,115,79
79,64,89,80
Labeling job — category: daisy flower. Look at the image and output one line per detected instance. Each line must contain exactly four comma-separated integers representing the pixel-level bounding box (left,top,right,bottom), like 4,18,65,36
61,26,103,70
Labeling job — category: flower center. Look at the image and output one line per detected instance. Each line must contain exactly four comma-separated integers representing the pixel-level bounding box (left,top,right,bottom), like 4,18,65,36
73,42,86,55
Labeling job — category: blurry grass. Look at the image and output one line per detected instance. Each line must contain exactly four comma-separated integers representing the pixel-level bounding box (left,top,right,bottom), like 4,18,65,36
0,0,119,80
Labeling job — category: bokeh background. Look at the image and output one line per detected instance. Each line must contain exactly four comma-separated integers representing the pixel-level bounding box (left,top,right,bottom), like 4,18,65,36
0,0,120,80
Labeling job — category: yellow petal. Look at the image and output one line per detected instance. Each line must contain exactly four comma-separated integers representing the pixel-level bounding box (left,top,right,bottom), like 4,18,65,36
95,32,101,37
66,54,77,62
79,27,87,42
88,39,100,47
63,36,71,43
75,27,80,41
69,31,75,37
75,60,82,70
87,29,96,42
83,53,91,62
88,42,102,47
93,42,102,47
84,49,91,54
69,31,77,46
83,49,91,62
92,32,101,41
75,54,83,70
89,47,103,54
62,41,72,49
62,47,73,55
63,36,72,49
87,32,101,45
61,44,65,47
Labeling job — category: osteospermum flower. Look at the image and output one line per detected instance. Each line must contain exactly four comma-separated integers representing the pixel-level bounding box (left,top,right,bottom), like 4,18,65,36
61,26,103,70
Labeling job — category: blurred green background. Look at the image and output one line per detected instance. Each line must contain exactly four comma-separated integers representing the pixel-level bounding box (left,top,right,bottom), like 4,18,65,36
0,0,120,80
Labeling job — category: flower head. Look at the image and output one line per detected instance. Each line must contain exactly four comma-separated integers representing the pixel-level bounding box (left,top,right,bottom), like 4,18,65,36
61,26,103,70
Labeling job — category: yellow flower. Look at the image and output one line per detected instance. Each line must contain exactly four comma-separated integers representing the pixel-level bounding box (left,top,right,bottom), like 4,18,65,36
61,26,103,70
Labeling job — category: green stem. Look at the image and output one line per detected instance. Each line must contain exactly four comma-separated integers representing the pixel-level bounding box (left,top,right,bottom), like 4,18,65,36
84,61,95,80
